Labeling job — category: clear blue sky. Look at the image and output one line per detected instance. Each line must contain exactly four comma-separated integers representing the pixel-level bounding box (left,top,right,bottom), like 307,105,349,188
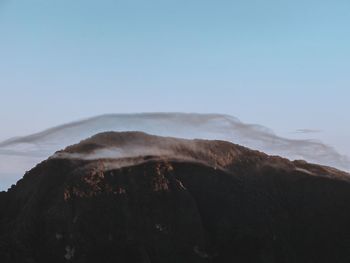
0,0,349,156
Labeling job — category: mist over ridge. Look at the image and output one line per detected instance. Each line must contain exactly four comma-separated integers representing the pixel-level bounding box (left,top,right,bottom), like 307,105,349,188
0,112,349,190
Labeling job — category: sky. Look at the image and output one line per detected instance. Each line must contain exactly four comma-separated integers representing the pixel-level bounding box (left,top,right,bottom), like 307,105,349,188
0,0,349,158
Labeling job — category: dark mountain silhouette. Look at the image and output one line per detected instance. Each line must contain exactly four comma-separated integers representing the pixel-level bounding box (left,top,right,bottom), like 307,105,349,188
1,132,350,263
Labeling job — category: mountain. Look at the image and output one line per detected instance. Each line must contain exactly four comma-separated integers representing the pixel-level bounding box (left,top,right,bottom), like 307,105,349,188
1,132,350,263
1,113,349,190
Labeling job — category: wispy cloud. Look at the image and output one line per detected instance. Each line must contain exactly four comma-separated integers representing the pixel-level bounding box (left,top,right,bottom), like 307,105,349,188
295,129,322,134
0,113,349,190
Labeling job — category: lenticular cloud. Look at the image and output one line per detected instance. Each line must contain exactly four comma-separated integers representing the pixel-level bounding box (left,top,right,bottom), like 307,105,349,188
0,113,349,190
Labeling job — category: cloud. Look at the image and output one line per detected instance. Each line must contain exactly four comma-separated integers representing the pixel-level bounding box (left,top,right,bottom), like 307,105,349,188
0,113,349,190
295,129,322,134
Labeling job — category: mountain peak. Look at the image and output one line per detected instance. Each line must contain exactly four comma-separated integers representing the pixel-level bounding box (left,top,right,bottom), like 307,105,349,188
1,132,350,262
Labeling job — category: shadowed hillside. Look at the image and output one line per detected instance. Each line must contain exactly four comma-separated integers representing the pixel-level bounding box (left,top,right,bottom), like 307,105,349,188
1,132,350,263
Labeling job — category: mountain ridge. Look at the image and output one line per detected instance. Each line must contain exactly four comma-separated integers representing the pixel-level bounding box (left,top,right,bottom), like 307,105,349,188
0,113,348,191
1,131,350,263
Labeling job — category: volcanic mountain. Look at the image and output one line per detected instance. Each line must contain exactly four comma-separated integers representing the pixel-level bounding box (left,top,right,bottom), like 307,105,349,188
1,132,350,263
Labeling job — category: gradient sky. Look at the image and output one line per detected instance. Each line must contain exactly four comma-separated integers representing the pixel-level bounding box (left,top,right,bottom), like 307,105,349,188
0,0,349,157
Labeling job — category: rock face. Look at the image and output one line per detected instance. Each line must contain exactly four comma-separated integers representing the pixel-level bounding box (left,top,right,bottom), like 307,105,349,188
1,131,350,263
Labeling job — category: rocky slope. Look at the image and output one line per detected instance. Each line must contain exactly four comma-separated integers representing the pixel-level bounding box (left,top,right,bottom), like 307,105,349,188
0,132,350,263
